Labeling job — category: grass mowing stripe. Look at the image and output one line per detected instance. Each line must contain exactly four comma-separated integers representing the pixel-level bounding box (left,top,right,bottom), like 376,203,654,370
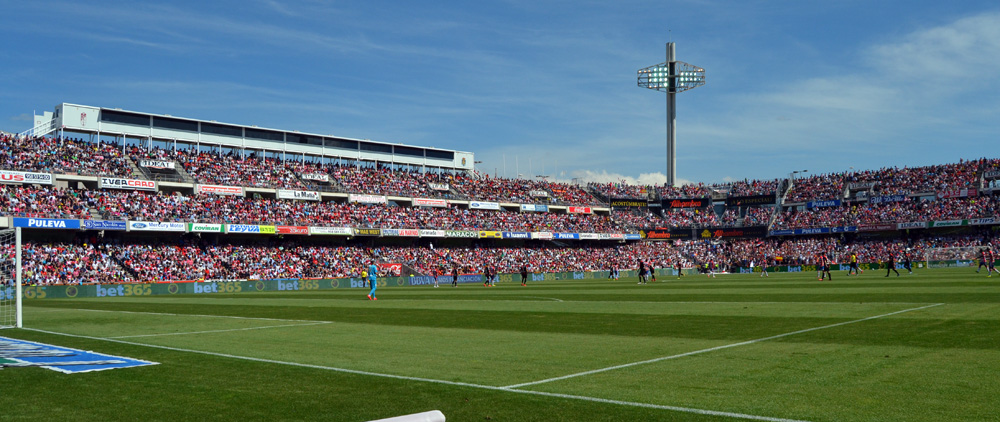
23,327,812,422
504,303,945,389
107,321,332,339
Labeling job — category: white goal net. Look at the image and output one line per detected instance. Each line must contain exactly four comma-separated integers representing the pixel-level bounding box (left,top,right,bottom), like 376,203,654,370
0,228,22,329
925,246,981,262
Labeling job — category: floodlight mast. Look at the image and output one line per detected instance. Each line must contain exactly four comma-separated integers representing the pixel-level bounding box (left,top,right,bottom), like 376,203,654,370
637,42,705,187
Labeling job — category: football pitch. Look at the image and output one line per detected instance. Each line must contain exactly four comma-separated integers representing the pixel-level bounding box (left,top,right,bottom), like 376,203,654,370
3,268,999,422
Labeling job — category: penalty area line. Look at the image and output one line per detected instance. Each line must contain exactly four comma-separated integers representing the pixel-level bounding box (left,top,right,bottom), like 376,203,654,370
23,327,811,422
504,303,945,389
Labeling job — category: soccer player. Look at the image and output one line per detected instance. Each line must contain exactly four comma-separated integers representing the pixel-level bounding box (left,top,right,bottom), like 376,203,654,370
520,265,528,286
433,267,440,288
819,254,832,281
708,260,716,278
986,247,997,277
674,261,684,279
648,262,657,282
452,265,459,287
367,263,378,300
903,250,913,274
977,248,989,273
847,252,862,276
759,255,769,278
483,264,491,287
885,252,900,277
637,261,647,284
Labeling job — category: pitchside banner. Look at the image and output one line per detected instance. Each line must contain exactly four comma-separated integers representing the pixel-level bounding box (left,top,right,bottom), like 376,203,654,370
419,229,446,238
567,206,593,214
446,230,478,238
13,218,81,229
414,198,448,207
698,226,768,239
129,221,185,232
197,184,245,196
725,194,774,206
0,170,53,185
99,177,157,191
276,190,320,201
640,229,692,240
938,189,976,199
226,224,276,234
139,160,175,169
83,220,127,231
310,227,352,235
276,226,309,235
869,194,907,205
807,199,841,209
610,198,649,208
663,198,711,209
354,228,382,236
300,173,329,182
188,223,223,233
520,204,549,212
349,194,388,204
470,201,501,210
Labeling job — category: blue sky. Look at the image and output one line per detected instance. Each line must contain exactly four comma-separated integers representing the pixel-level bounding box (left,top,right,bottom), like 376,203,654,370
3,1,999,186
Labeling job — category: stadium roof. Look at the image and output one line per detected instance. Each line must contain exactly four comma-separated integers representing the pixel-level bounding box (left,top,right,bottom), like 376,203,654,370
34,103,474,171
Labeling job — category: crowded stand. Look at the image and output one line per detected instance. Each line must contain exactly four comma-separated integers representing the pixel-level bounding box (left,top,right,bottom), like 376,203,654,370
784,173,845,203
774,195,1000,229
843,160,982,196
332,165,428,197
5,132,1000,287
610,209,665,229
657,183,712,198
1,134,132,178
0,185,90,219
16,230,998,285
726,178,783,197
659,207,719,227
588,182,656,200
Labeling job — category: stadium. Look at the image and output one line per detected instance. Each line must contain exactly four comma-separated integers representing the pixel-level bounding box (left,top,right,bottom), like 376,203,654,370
2,100,999,421
4,4,1000,422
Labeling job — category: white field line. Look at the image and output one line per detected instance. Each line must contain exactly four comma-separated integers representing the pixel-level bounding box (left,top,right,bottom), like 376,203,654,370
30,307,327,323
503,303,945,389
516,296,564,302
107,321,332,339
23,327,811,422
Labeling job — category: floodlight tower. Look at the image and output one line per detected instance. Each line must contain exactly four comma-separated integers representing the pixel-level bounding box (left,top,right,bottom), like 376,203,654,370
637,42,706,187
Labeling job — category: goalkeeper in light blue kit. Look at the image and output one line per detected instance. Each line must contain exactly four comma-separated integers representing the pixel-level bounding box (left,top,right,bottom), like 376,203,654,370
367,263,378,301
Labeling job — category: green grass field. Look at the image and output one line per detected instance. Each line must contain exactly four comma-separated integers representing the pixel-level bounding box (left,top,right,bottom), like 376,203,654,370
3,267,999,422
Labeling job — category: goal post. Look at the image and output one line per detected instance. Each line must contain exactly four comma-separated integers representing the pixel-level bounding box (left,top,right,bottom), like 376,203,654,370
0,227,22,329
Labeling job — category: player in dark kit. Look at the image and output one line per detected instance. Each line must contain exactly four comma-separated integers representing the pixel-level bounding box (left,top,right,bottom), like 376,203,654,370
520,265,529,286
452,265,459,287
977,248,989,273
986,248,997,277
818,254,832,281
903,250,913,274
885,252,900,277
648,262,657,282
674,261,684,279
637,261,647,284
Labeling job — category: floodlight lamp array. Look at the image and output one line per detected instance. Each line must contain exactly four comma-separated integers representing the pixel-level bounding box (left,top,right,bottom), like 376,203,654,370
637,61,705,93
